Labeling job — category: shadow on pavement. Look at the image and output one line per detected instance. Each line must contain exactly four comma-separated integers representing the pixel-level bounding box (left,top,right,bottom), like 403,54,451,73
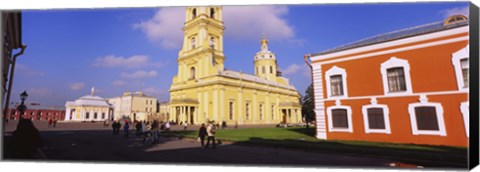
2,129,467,170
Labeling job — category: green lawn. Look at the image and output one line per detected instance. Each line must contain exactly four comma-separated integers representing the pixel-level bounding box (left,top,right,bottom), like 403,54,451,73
161,127,468,167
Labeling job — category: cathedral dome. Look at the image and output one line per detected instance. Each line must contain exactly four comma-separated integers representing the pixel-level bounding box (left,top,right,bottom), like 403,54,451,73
254,34,276,60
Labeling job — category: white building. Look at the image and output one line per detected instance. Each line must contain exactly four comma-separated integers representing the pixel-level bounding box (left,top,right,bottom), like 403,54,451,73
107,91,158,121
65,87,113,121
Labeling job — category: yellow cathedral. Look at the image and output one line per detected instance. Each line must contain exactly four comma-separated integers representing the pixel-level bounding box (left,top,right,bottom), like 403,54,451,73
168,6,301,125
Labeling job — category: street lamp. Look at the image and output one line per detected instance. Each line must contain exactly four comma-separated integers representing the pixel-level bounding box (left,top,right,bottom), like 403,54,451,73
17,90,28,119
20,91,28,102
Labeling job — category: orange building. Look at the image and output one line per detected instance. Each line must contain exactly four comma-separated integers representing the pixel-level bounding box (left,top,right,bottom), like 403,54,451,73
308,15,470,147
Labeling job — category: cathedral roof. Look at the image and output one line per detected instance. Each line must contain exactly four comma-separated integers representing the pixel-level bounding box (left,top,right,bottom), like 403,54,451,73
218,70,296,90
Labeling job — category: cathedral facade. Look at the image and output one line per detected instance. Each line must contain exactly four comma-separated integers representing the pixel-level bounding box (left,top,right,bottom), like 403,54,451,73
168,6,301,125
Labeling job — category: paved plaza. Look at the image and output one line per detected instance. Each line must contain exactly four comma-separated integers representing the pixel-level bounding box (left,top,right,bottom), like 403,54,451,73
3,120,419,168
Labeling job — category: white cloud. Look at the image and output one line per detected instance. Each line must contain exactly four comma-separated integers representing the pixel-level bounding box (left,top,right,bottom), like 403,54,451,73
92,55,164,68
281,63,311,78
121,70,158,79
442,6,469,18
224,6,294,41
16,64,45,77
133,8,184,49
28,88,53,97
69,82,85,91
112,80,126,86
133,6,298,49
281,64,301,75
142,86,165,97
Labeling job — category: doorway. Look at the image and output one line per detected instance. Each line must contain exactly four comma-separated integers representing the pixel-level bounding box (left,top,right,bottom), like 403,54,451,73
190,107,195,124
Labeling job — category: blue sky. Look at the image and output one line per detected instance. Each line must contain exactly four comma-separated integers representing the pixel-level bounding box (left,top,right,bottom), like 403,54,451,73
11,2,469,107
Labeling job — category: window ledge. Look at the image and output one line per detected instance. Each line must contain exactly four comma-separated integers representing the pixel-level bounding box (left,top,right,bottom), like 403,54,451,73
329,128,353,133
412,130,446,136
365,129,391,134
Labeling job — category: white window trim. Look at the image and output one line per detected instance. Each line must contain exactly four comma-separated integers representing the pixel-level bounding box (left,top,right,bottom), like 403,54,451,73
362,98,391,134
326,100,353,133
325,66,348,99
451,46,469,91
380,57,413,96
408,95,446,136
460,101,469,137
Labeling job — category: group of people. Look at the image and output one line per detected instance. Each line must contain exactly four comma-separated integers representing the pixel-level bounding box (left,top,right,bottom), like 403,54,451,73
109,119,222,148
197,121,218,149
110,120,173,144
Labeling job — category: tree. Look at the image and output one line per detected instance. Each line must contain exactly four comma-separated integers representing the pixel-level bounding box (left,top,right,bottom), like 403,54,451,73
301,84,315,125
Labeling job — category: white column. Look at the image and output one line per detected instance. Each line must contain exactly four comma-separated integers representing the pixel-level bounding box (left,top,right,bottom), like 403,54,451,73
65,108,71,121
253,92,257,124
237,90,243,123
186,106,190,123
266,95,270,123
195,107,199,124
179,106,182,122
203,91,208,123
213,89,219,121
313,64,327,139
220,88,225,121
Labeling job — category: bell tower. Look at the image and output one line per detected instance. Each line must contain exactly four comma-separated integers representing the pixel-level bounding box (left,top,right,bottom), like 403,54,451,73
254,35,278,81
174,6,225,83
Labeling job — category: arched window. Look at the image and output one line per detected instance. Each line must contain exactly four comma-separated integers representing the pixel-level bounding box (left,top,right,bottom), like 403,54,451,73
362,98,391,134
325,66,348,98
210,37,215,49
190,67,196,80
452,46,469,91
192,8,197,19
191,37,196,49
380,57,412,95
326,100,353,133
408,95,446,136
210,8,215,19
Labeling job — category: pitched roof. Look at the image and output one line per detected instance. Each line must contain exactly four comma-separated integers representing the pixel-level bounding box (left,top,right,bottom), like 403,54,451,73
313,19,469,56
65,95,111,107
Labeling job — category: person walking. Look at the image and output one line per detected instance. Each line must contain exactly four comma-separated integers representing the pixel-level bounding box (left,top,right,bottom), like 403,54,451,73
197,123,207,148
111,121,117,135
142,122,152,144
48,118,53,128
165,121,170,131
136,121,142,136
183,122,188,130
205,122,216,149
150,120,159,144
53,118,58,128
123,121,130,137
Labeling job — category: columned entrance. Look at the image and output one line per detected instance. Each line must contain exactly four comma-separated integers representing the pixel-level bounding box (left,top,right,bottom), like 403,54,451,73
172,106,198,124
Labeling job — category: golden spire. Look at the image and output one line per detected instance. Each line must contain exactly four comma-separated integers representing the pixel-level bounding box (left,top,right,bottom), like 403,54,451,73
261,33,268,51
